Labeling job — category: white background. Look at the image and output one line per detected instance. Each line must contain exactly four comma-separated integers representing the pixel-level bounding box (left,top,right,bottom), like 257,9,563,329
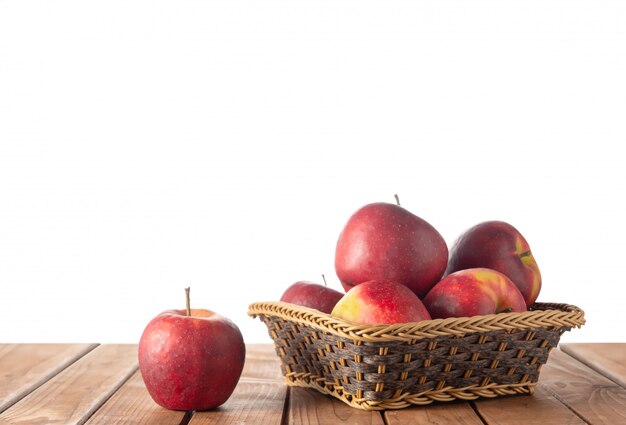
1,0,624,344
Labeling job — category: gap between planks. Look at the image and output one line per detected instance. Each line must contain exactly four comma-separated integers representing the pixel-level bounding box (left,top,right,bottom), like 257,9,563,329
280,384,291,425
0,343,99,414
560,343,626,389
537,348,626,425
0,344,138,425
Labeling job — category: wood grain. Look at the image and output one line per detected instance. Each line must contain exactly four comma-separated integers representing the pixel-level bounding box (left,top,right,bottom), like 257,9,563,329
2,343,625,425
385,402,483,425
189,344,288,425
240,343,284,382
0,343,97,413
189,381,287,425
539,348,626,425
0,344,138,425
474,385,585,425
287,387,384,425
84,370,185,425
561,343,626,388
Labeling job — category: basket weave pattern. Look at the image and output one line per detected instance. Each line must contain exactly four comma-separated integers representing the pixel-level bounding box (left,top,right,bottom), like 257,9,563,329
249,301,585,410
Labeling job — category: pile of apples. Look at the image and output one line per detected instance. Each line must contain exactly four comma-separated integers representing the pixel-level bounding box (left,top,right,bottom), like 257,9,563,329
281,198,542,325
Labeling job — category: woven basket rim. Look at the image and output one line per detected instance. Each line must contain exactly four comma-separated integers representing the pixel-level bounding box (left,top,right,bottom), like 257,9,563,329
248,301,585,343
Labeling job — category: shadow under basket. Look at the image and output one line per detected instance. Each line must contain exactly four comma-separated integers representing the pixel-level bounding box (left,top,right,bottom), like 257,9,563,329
248,301,585,410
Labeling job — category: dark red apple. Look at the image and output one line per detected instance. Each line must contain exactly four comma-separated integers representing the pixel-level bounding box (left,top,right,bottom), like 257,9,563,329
280,280,343,314
423,268,527,319
138,288,245,411
331,279,431,325
446,220,542,306
335,200,448,298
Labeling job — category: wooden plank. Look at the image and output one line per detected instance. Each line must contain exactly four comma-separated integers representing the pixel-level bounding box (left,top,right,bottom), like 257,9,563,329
240,343,284,382
84,370,185,425
0,343,97,413
287,387,384,425
385,402,483,425
87,345,286,425
561,343,626,388
0,344,138,425
189,381,287,425
538,348,626,424
189,344,288,425
474,385,585,425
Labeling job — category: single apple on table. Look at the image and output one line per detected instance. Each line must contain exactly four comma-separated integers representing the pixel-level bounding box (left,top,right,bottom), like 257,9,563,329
335,196,448,298
331,279,432,325
280,276,344,314
423,268,527,319
138,288,245,411
446,220,542,306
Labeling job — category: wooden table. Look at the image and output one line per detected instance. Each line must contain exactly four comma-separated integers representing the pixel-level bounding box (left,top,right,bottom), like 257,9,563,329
0,343,624,424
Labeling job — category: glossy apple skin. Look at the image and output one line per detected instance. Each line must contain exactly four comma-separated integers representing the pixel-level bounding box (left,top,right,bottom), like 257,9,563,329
331,280,432,325
446,221,542,306
280,281,344,314
335,202,448,298
138,309,245,411
423,268,527,319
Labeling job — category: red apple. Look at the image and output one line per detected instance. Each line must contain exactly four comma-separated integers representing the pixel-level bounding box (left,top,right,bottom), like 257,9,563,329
423,268,527,319
446,221,542,306
331,279,432,325
138,289,245,411
280,280,343,314
335,200,448,298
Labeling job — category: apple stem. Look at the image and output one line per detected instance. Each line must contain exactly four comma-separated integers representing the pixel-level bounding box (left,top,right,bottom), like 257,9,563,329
185,287,191,316
321,274,327,286
394,194,401,206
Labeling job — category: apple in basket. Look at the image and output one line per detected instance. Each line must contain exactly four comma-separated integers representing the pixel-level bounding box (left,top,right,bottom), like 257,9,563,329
280,279,344,314
138,288,245,411
335,196,448,298
446,220,542,306
331,279,431,325
423,268,527,319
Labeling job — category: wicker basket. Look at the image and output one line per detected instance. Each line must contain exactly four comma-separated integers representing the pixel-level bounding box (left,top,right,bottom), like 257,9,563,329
248,301,585,410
